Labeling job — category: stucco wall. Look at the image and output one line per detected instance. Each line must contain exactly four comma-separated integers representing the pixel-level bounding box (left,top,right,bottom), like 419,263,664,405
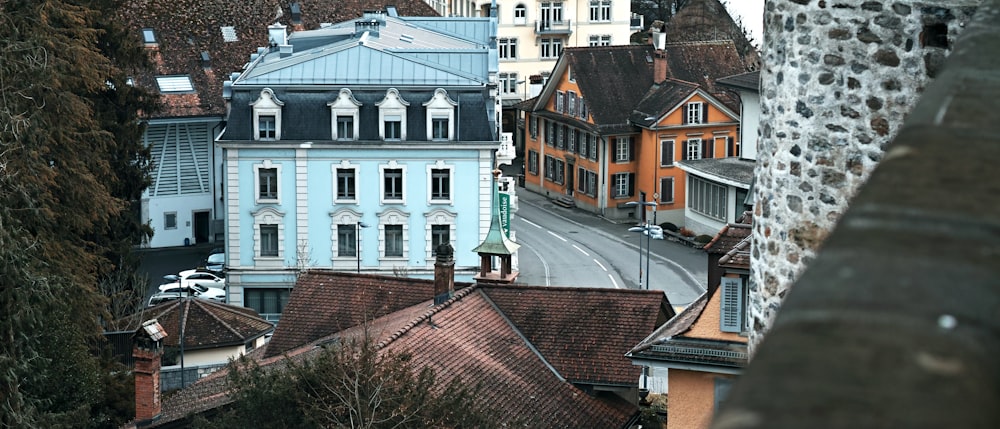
667,369,734,429
749,0,978,351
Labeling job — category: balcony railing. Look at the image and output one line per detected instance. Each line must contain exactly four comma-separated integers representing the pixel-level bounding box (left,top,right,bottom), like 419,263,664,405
712,2,1000,428
535,19,572,35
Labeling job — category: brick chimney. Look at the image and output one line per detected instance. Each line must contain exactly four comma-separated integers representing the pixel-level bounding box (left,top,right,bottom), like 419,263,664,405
133,319,167,427
433,243,455,305
649,20,668,83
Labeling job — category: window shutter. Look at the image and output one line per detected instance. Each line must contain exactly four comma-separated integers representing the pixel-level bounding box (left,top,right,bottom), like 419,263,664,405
682,140,690,160
683,104,689,125
728,137,736,157
629,138,635,161
627,173,635,197
702,102,709,123
720,277,743,333
702,139,713,158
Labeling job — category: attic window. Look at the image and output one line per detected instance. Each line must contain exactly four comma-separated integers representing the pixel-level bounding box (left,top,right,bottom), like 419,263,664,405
155,75,194,93
221,26,238,42
142,28,156,44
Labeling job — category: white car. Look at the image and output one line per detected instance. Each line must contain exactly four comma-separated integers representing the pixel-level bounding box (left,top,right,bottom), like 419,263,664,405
629,224,664,240
161,269,226,290
157,283,226,302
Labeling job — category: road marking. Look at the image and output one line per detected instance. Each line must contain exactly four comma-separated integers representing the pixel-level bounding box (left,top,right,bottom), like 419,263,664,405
546,231,567,242
573,244,589,256
609,274,619,289
521,218,543,229
594,259,607,272
521,241,551,287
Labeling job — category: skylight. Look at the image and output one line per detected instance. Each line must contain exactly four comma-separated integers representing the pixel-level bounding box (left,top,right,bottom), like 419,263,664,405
221,26,238,42
155,75,194,93
142,28,156,44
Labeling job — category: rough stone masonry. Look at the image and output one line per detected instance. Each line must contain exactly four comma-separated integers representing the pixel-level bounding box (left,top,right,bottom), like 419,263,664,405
749,0,979,352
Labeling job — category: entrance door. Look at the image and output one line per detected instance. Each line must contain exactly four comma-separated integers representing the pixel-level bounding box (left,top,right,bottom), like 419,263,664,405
566,161,575,195
193,211,210,244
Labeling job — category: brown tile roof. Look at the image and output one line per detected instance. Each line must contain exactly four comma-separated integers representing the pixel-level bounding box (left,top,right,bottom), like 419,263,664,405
143,299,273,349
153,273,675,427
263,270,473,358
718,235,751,269
561,45,656,133
483,285,674,386
120,0,439,119
629,78,700,126
657,40,753,111
703,223,752,256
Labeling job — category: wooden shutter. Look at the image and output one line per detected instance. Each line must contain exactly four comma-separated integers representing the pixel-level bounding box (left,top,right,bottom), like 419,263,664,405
728,137,736,157
702,139,714,158
682,140,690,160
629,138,636,161
627,173,635,197
720,277,743,332
682,104,689,125
702,102,709,123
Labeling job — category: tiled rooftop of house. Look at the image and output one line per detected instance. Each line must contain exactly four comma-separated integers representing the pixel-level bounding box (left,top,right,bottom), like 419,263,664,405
143,299,273,349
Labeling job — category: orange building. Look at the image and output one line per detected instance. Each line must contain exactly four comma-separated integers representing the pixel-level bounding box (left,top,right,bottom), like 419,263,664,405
628,222,751,429
518,40,750,225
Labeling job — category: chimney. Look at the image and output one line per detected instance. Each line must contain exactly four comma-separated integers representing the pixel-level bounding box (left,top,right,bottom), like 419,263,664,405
267,22,287,47
433,243,455,305
133,319,167,427
290,2,304,31
200,51,211,69
649,20,668,83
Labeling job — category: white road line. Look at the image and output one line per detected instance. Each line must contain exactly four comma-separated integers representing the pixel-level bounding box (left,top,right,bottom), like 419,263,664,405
609,274,619,289
546,231,568,242
594,259,607,272
521,218,543,229
573,244,590,256
521,241,551,287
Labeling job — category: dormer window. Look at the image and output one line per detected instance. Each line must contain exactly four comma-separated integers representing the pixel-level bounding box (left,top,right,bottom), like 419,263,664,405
328,88,362,141
251,88,284,140
423,89,457,141
377,88,409,141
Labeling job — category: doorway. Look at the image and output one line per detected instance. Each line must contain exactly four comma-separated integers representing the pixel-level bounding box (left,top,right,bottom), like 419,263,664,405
193,210,210,244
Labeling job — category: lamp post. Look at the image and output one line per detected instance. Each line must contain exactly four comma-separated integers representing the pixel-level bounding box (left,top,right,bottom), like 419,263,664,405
357,221,369,273
626,200,658,290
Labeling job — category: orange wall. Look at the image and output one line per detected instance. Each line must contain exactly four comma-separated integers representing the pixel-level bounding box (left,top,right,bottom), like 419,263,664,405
686,285,748,343
667,370,737,429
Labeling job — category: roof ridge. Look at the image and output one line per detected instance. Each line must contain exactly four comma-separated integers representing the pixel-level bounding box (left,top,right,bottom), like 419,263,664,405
374,284,480,350
195,300,251,340
479,288,566,382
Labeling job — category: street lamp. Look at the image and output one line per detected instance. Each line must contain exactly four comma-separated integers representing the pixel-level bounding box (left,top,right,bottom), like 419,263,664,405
626,200,657,290
357,221,369,273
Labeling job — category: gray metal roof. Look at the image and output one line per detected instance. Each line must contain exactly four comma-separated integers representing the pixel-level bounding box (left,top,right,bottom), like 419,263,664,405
677,157,755,187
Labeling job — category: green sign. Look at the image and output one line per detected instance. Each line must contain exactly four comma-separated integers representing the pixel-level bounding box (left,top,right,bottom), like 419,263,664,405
499,191,510,238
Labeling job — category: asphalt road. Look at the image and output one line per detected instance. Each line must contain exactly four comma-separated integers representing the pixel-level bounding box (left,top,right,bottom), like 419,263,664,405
512,189,707,308
137,243,217,300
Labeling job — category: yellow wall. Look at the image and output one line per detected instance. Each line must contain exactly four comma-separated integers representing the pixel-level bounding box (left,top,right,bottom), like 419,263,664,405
667,370,737,429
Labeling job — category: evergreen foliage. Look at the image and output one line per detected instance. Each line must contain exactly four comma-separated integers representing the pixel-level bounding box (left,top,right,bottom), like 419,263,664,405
203,336,510,429
0,0,155,426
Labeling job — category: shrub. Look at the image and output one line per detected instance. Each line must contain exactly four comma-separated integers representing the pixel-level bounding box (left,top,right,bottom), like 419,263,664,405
678,227,696,237
660,222,679,232
694,234,713,244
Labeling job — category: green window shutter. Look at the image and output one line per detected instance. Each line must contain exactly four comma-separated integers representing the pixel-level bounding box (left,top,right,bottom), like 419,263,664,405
720,277,743,332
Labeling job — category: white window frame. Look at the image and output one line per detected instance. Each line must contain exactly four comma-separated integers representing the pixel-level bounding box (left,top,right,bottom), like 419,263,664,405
424,209,457,262
659,177,674,203
513,4,527,25
253,160,282,204
377,88,409,140
613,173,631,198
427,161,454,205
660,139,674,166
540,38,563,59
499,72,518,95
689,176,727,221
589,0,611,22
330,208,363,266
332,160,359,204
715,136,728,159
328,88,362,140
499,38,518,60
379,161,407,205
377,208,410,263
588,34,612,46
686,101,704,125
555,91,564,113
251,88,284,140
423,88,457,141
615,137,631,163
687,138,703,160
251,206,285,267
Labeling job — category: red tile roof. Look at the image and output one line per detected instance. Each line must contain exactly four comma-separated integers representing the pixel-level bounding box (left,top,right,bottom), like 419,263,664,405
143,299,273,349
263,270,473,358
120,0,439,119
482,285,673,386
704,223,752,270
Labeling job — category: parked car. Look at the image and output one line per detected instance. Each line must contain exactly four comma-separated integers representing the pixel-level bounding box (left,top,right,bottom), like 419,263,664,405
203,248,225,273
157,283,226,302
147,290,197,307
162,269,226,290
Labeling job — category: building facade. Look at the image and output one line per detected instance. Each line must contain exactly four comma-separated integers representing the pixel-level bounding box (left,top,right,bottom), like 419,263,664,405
218,11,499,320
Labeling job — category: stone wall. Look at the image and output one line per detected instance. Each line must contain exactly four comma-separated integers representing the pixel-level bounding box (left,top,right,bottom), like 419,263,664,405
749,0,978,351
